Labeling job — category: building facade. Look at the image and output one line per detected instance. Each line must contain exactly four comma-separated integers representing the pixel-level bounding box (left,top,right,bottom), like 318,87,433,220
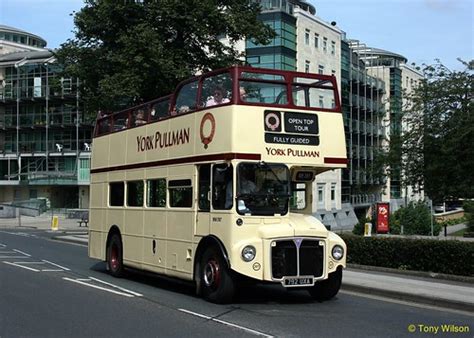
0,25,92,209
340,39,387,219
351,44,424,209
246,1,358,228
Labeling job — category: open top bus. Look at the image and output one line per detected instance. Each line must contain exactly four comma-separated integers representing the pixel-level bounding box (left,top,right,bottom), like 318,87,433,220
89,65,347,303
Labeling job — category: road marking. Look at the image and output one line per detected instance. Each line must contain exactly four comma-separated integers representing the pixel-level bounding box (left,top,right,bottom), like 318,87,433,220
178,308,273,337
0,243,6,248
63,277,136,298
340,290,474,317
3,261,40,272
0,256,28,259
42,259,70,271
88,277,143,297
13,249,31,257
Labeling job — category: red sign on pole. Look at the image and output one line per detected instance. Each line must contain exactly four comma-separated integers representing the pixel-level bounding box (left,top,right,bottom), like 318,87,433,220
376,202,390,233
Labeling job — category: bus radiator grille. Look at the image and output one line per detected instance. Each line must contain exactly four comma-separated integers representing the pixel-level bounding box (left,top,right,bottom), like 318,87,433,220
271,239,324,279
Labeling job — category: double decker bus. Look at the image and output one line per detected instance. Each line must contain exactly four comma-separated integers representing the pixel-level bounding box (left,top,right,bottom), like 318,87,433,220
89,66,348,303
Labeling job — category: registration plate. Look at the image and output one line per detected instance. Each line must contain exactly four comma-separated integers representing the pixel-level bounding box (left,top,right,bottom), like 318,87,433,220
282,276,314,287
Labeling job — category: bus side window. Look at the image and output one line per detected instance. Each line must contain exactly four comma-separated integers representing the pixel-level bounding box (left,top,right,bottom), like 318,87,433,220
212,164,233,210
200,73,232,107
175,81,198,114
110,182,124,207
290,182,306,211
169,179,193,208
127,181,144,207
150,99,170,121
198,164,211,211
147,178,166,207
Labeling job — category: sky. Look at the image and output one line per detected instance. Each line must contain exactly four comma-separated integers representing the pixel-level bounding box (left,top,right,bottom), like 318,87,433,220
1,0,472,71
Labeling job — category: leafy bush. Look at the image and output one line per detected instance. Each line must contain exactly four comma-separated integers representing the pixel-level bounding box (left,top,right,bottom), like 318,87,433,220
437,216,466,228
463,201,474,232
389,201,441,236
341,234,474,276
352,216,371,235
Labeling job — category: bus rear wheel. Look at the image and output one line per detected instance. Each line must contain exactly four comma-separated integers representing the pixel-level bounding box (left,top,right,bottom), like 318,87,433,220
199,247,235,304
107,233,124,277
308,267,342,301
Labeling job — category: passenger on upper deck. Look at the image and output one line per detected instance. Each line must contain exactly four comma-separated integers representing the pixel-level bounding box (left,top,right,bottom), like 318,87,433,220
134,109,147,126
206,85,230,107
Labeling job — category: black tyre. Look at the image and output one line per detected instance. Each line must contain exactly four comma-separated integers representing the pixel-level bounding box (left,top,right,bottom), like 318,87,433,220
199,247,235,304
107,233,124,277
308,267,342,301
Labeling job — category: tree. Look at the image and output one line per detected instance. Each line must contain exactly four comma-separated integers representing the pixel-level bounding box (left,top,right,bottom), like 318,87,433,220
396,60,474,202
56,0,275,119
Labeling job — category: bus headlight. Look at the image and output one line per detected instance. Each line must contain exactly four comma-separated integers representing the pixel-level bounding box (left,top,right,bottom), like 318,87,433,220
241,245,256,262
331,245,344,261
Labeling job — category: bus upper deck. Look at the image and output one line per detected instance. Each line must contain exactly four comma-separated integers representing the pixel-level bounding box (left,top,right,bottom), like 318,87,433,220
92,66,347,174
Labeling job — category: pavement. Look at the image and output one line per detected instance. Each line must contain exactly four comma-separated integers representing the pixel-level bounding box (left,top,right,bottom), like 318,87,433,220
1,214,473,313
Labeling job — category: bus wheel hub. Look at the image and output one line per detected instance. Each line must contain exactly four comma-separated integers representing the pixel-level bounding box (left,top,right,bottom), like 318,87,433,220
204,259,221,288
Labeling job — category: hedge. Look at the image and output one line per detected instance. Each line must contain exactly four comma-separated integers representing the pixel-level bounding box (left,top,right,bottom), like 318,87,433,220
340,234,474,277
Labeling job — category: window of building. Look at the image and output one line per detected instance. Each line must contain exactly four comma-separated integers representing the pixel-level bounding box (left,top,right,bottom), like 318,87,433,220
305,29,310,45
318,65,324,74
331,183,336,201
331,69,336,76
314,33,319,48
305,60,310,73
110,182,125,207
169,179,193,208
127,181,144,207
323,38,327,52
331,41,336,55
317,183,325,209
319,95,324,108
147,178,166,207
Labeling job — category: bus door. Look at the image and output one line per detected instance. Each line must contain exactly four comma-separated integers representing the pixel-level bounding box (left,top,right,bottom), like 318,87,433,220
210,163,233,236
196,164,211,236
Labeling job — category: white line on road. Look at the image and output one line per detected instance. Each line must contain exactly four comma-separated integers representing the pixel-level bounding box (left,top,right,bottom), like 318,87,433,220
42,259,71,271
13,249,31,257
0,243,6,248
0,256,29,259
88,276,143,297
3,261,40,272
62,277,135,298
178,308,273,337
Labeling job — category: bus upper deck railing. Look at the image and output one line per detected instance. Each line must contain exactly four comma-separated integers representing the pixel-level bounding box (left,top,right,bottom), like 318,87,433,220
94,66,341,138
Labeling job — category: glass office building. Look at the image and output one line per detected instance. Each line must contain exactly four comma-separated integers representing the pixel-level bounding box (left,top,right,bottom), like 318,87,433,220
0,25,92,208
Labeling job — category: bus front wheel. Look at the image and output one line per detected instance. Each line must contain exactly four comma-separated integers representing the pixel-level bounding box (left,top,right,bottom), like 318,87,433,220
308,267,342,301
107,233,124,277
199,247,235,304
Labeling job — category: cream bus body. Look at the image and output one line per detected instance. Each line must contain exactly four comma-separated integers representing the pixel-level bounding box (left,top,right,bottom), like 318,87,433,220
89,66,347,303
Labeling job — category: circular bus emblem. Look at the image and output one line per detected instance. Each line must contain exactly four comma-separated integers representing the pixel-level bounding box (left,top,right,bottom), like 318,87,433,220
200,113,216,149
265,112,280,131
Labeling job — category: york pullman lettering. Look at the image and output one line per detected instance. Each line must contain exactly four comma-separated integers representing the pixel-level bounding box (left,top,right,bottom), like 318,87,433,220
266,146,320,158
137,128,190,152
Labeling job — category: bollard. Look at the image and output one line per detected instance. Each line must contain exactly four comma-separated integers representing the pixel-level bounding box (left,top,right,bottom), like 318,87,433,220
444,224,447,237
364,222,372,237
51,216,59,231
